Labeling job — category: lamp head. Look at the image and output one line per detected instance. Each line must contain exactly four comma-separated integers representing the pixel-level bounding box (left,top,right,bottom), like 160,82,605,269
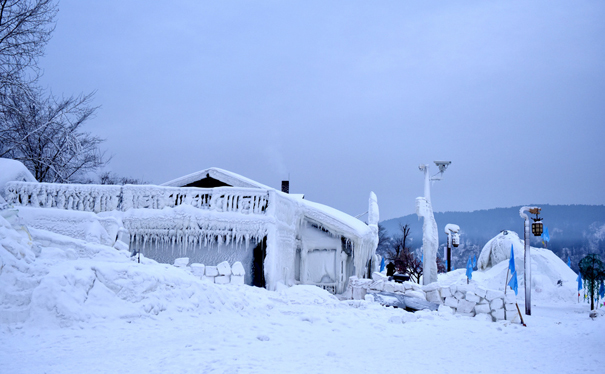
434,161,451,173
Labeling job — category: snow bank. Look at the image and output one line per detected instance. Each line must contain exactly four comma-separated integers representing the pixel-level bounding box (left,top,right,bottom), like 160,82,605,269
0,158,36,198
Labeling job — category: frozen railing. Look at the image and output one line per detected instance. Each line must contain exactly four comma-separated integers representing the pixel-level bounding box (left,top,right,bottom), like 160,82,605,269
4,182,270,215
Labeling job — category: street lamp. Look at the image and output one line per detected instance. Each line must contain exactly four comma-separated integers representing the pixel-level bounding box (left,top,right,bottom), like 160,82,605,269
444,224,460,272
519,206,543,315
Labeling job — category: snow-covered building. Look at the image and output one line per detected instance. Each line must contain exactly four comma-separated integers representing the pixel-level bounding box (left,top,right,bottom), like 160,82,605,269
2,163,379,293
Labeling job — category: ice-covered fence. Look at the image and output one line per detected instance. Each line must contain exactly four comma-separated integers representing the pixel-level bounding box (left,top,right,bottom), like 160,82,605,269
5,182,270,215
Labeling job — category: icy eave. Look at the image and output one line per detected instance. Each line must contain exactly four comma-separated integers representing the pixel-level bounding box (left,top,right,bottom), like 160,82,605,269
299,199,372,239
161,167,274,190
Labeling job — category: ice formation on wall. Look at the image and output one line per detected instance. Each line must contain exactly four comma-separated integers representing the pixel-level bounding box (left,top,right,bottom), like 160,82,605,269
0,158,37,198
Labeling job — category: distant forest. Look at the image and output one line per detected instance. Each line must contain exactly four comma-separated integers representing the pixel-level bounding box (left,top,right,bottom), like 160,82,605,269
380,205,605,273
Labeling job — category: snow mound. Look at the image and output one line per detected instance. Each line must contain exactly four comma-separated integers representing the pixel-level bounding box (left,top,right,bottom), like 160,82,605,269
477,230,524,270
0,158,36,198
440,244,578,304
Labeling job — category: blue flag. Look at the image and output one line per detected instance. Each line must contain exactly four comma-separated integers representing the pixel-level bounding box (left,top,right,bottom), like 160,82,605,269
508,244,515,274
508,245,518,295
473,255,477,268
541,227,550,244
577,272,582,291
567,257,571,267
380,257,385,272
421,254,423,263
508,270,518,295
599,280,604,299
466,257,473,280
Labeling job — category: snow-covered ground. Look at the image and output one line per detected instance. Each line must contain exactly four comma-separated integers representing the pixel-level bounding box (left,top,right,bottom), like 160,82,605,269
1,207,604,373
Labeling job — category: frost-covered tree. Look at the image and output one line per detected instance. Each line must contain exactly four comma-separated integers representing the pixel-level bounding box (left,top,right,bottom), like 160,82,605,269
0,0,57,92
0,85,107,182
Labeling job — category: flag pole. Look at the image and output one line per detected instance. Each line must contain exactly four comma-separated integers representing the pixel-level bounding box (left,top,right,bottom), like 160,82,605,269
515,303,526,327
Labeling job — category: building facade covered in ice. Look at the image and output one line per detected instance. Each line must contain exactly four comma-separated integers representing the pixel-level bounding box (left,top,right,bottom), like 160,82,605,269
3,165,379,293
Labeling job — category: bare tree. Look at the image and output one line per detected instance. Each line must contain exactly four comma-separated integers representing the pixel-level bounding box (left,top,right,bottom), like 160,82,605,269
386,223,424,283
0,85,107,182
0,0,57,91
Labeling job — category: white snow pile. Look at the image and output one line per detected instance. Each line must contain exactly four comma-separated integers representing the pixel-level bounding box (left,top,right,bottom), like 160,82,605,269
0,208,317,327
0,158,37,199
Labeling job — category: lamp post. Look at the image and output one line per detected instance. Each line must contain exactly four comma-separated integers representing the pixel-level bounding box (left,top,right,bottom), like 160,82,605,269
519,206,543,315
416,161,451,285
444,224,460,272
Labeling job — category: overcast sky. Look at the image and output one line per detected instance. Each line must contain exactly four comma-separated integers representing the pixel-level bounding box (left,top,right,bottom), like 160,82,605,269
38,1,605,220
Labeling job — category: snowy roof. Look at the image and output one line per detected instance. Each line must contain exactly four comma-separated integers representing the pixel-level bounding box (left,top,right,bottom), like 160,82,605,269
161,167,274,190
300,199,371,238
162,167,371,238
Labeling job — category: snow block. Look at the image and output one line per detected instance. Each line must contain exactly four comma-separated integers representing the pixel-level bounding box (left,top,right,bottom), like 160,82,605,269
383,282,395,293
490,298,504,310
440,287,452,298
372,272,387,281
352,287,366,300
438,305,455,315
190,263,205,277
504,293,516,304
426,290,442,304
491,309,505,320
465,292,481,303
403,281,420,291
205,266,219,277
475,287,487,299
454,291,465,300
456,283,476,293
393,283,405,293
364,294,375,302
174,257,189,267
505,303,516,311
217,261,231,276
457,299,477,314
458,311,475,317
370,281,384,291
231,275,245,285
485,289,504,301
422,282,440,292
474,303,491,314
231,261,245,276
444,297,459,308
505,310,519,322
405,290,426,301
215,275,230,284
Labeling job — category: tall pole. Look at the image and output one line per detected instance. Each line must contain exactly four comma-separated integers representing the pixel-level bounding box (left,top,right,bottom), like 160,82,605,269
520,206,537,316
422,164,431,204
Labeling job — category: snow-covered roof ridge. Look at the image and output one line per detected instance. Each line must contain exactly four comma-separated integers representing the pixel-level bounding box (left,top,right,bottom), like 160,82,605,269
161,167,274,190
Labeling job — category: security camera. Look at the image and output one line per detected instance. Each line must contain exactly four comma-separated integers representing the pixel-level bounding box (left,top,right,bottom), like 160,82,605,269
434,161,451,173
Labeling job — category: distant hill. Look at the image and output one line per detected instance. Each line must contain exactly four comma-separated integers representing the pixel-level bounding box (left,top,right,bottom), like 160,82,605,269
380,205,605,272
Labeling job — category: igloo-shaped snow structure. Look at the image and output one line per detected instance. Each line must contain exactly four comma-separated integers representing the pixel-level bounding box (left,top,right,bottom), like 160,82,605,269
477,230,525,270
